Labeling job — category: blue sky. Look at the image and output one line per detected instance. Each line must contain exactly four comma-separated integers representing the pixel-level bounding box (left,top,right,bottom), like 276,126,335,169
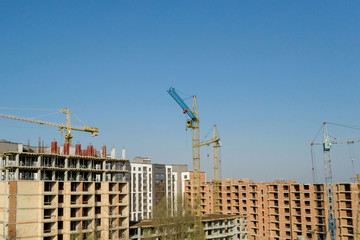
1,1,360,183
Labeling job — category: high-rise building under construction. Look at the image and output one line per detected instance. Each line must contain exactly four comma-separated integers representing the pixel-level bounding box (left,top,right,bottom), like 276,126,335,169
0,140,130,240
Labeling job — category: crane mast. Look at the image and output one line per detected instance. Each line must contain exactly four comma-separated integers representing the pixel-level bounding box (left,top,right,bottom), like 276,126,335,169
167,87,201,216
198,125,221,213
322,122,337,240
212,125,221,214
190,96,201,216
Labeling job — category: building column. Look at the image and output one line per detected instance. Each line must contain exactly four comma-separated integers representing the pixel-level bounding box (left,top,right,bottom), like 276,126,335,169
52,157,56,167
15,169,19,180
0,158,2,181
37,170,41,180
37,156,41,167
102,161,107,181
15,154,19,166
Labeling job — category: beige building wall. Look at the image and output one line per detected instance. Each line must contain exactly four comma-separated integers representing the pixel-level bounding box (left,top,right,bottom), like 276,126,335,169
0,180,129,240
0,150,130,240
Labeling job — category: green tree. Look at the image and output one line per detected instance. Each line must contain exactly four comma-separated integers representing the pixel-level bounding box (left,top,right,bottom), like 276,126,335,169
151,195,205,240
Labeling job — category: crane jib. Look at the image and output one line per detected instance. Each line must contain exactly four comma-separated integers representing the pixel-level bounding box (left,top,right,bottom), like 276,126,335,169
167,87,197,121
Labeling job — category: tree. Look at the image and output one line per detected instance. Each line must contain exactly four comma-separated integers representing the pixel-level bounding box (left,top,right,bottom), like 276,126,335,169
151,195,205,240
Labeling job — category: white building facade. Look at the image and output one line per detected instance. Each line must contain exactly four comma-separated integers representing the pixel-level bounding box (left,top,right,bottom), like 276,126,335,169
130,157,188,222
130,158,153,222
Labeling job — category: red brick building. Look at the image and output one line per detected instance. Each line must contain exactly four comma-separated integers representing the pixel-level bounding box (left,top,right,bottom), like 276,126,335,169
184,173,359,240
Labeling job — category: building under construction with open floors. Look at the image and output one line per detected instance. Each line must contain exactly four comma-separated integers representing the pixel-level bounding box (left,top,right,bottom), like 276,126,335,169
129,214,248,240
184,173,360,240
0,140,130,240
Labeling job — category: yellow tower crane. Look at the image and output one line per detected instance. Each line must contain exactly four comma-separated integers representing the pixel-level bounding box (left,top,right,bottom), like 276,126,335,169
198,124,221,214
0,107,98,144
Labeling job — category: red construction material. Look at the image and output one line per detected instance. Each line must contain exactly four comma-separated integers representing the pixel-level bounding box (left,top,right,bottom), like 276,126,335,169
64,142,70,155
87,145,94,156
75,144,81,155
102,145,107,158
51,141,58,154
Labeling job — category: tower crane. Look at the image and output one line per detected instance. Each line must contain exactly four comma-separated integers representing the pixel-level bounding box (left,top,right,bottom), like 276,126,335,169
167,87,201,215
198,125,221,214
0,107,98,144
311,122,360,240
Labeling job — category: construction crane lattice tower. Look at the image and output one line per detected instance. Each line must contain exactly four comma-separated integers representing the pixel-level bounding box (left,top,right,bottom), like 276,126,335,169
312,122,360,240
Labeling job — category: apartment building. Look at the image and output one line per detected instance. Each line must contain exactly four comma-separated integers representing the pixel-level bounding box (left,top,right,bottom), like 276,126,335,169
184,174,359,240
183,172,218,215
129,157,188,222
130,157,153,222
129,214,248,240
0,140,130,240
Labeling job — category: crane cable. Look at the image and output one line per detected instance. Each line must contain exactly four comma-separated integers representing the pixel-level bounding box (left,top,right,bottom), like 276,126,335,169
0,107,59,111
327,122,360,132
202,127,213,142
311,124,322,183
311,145,317,183
29,111,61,120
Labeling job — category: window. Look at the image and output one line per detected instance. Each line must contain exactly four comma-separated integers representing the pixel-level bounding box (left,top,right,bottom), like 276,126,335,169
58,208,63,217
58,221,63,230
95,207,101,214
96,219,101,227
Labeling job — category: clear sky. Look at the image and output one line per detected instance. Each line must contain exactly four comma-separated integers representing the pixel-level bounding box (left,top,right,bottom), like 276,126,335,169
1,1,360,183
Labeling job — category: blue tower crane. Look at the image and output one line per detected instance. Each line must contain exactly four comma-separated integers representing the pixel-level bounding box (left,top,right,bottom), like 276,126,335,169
167,87,197,121
167,87,201,217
